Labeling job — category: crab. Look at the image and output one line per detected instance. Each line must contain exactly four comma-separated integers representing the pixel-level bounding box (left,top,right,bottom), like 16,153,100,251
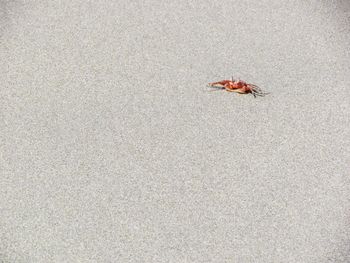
208,78,268,97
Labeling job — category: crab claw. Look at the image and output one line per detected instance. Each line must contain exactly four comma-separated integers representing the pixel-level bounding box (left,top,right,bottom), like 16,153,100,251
208,82,224,90
208,82,223,87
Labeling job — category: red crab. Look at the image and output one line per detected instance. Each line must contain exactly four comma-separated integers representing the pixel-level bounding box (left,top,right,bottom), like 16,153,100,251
208,78,268,97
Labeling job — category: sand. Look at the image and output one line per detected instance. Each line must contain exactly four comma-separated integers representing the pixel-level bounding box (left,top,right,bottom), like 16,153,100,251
1,0,350,262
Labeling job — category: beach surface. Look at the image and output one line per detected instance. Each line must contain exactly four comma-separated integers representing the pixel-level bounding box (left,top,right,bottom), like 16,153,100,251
1,0,350,262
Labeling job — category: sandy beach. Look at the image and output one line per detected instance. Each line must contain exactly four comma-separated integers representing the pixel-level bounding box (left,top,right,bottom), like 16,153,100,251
1,0,350,262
